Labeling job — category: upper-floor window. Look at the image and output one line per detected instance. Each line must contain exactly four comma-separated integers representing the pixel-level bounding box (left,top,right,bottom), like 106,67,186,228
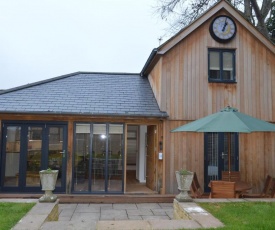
208,49,236,83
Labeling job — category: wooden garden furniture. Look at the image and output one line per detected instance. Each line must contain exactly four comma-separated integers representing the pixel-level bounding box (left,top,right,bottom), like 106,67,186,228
242,175,273,198
190,172,210,198
222,171,241,182
210,181,236,198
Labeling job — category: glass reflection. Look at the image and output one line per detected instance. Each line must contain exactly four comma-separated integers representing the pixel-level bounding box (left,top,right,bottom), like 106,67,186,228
26,127,42,187
4,126,21,187
74,124,90,192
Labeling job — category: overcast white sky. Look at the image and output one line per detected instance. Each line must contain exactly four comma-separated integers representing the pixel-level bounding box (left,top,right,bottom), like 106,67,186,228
0,0,170,89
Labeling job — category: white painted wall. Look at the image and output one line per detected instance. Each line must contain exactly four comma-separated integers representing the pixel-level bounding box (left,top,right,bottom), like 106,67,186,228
137,125,147,183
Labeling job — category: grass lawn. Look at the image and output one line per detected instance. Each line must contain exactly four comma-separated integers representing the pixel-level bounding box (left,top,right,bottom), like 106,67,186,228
199,202,275,230
0,202,35,230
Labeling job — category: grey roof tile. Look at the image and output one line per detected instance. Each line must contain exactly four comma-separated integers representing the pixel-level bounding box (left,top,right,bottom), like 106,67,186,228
0,72,167,118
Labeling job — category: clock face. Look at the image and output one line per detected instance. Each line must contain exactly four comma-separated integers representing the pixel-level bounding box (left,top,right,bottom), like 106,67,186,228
209,15,237,43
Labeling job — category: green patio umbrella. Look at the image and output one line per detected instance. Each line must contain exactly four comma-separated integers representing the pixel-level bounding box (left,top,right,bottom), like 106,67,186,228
171,106,275,178
171,106,275,133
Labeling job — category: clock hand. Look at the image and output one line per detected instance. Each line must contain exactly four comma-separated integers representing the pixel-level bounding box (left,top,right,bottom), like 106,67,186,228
222,18,228,32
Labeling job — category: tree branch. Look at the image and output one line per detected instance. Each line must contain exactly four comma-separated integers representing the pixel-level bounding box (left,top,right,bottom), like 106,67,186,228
250,0,270,37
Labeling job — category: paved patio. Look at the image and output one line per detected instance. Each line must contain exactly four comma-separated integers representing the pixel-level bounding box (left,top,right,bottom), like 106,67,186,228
42,202,175,230
6,198,275,229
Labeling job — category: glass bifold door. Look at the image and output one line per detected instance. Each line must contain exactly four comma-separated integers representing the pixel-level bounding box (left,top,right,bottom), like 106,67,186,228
1,122,67,193
74,123,124,193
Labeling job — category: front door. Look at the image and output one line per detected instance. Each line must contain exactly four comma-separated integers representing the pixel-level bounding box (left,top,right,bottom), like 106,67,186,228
0,122,67,193
146,125,156,191
204,132,239,192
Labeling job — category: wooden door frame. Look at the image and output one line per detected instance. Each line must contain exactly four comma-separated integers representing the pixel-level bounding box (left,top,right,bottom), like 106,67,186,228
146,125,157,191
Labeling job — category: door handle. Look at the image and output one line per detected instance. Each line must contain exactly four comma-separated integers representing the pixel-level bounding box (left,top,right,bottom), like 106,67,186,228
60,150,66,158
221,152,227,159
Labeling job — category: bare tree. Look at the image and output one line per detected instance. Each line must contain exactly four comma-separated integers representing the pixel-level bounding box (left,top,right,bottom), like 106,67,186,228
155,0,274,40
266,1,275,42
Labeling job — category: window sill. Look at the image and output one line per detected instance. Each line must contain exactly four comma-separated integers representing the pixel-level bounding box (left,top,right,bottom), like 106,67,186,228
208,80,237,84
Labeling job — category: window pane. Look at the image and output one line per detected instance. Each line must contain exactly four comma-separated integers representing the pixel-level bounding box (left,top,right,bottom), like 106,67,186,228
92,124,106,192
74,124,90,192
207,133,219,181
223,52,233,80
48,127,63,187
4,126,21,187
26,127,42,187
223,133,236,171
209,51,220,79
108,124,123,192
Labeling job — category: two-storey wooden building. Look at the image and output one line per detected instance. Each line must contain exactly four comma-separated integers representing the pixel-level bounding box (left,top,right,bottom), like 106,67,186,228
0,0,274,195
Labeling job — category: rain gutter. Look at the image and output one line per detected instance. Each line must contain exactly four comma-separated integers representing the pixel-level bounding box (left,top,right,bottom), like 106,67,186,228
140,48,161,77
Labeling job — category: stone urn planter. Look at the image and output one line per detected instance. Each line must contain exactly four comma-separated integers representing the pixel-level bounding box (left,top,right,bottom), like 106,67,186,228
175,170,194,202
39,169,58,203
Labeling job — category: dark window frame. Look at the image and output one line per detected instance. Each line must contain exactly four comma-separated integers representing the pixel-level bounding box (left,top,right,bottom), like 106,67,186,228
72,122,125,194
208,48,236,83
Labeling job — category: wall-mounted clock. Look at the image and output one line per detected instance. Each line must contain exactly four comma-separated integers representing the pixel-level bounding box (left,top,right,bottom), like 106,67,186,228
209,15,237,43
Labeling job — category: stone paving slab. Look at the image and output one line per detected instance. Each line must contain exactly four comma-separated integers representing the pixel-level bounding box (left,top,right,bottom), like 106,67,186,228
158,203,174,208
142,215,170,220
74,205,101,213
59,203,77,209
128,215,143,220
58,215,72,221
0,199,37,203
136,203,161,209
151,208,172,215
149,219,202,230
97,220,152,230
28,202,57,215
113,203,138,210
96,219,202,230
41,220,97,230
189,212,224,228
126,209,153,216
71,212,101,221
13,214,48,230
166,210,174,219
59,208,75,217
100,209,128,220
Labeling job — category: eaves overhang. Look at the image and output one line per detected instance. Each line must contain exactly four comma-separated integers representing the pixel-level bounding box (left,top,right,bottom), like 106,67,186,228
0,110,169,119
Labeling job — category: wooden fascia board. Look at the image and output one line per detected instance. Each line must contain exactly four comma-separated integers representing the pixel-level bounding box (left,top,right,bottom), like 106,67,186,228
158,1,275,55
0,113,166,123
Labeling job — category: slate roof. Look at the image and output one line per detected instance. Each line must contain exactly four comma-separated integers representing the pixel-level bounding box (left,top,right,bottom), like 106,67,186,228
0,72,168,118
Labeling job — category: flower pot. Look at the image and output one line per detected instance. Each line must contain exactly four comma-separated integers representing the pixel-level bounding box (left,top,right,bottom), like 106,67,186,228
175,170,194,202
39,169,58,203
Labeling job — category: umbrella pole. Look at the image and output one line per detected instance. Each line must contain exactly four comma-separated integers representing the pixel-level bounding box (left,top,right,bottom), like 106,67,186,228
228,133,231,181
